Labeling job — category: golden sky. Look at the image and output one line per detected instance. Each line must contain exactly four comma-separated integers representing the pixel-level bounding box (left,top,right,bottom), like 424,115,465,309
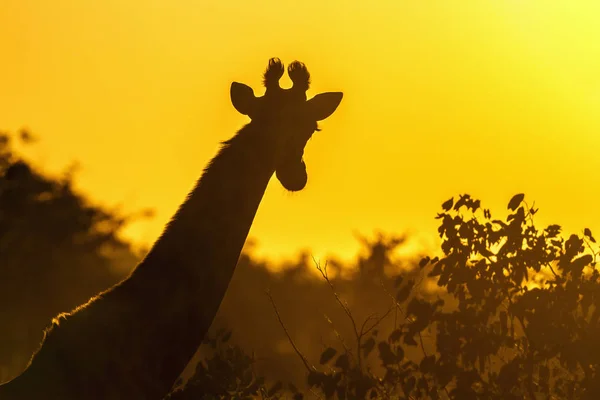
1,1,600,262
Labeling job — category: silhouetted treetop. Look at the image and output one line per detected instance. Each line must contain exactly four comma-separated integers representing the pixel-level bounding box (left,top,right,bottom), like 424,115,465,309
0,130,143,382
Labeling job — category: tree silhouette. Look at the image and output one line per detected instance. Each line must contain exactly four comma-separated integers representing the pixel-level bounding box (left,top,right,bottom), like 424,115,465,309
0,130,143,382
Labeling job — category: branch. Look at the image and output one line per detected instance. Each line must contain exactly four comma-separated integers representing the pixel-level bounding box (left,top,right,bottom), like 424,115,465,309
313,257,365,369
265,290,314,373
323,314,355,363
360,304,394,338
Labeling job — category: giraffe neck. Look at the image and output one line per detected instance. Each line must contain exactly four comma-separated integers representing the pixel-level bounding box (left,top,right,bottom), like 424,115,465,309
1,122,278,399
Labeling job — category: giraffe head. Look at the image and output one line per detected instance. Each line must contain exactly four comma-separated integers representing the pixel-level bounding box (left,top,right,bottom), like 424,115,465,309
230,58,343,192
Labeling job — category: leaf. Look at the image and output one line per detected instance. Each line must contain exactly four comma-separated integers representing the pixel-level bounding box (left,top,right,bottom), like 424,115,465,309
507,193,525,211
571,254,593,277
322,375,337,398
442,197,454,211
419,355,436,374
307,370,323,387
335,354,350,370
497,358,520,390
319,347,337,364
378,342,398,365
584,228,597,243
403,334,418,346
417,376,430,392
361,337,376,357
428,261,443,277
403,376,416,396
388,329,403,343
396,279,415,303
453,195,467,211
395,344,405,361
529,207,538,215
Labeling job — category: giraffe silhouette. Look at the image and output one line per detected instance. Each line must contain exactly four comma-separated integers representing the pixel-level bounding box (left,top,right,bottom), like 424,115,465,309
0,58,343,399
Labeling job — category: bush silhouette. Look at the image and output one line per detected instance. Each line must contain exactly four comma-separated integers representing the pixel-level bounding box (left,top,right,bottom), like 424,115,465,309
166,329,296,400
175,193,600,399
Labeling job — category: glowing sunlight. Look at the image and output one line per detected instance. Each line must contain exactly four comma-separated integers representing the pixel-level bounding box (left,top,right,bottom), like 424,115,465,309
1,0,599,262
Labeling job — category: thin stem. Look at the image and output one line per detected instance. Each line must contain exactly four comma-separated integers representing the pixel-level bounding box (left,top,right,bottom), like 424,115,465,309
265,290,314,373
313,257,364,369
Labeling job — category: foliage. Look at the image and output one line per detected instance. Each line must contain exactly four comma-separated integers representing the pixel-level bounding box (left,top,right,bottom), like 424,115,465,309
293,193,600,399
0,130,143,381
167,329,299,400
178,193,600,399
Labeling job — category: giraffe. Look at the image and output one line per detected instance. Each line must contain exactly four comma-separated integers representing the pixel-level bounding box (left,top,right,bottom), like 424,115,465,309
0,58,343,399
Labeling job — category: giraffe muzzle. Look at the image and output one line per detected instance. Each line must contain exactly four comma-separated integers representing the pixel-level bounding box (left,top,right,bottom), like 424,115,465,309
275,158,307,192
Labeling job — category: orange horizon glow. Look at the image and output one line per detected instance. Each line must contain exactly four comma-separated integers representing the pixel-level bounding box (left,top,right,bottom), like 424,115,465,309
1,1,600,265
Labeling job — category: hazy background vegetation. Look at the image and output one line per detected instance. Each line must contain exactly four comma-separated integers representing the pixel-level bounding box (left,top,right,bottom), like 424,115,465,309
4,130,600,399
0,131,427,392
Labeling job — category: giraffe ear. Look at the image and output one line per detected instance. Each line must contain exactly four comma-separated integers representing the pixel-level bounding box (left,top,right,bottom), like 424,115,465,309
230,82,256,116
307,92,343,121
